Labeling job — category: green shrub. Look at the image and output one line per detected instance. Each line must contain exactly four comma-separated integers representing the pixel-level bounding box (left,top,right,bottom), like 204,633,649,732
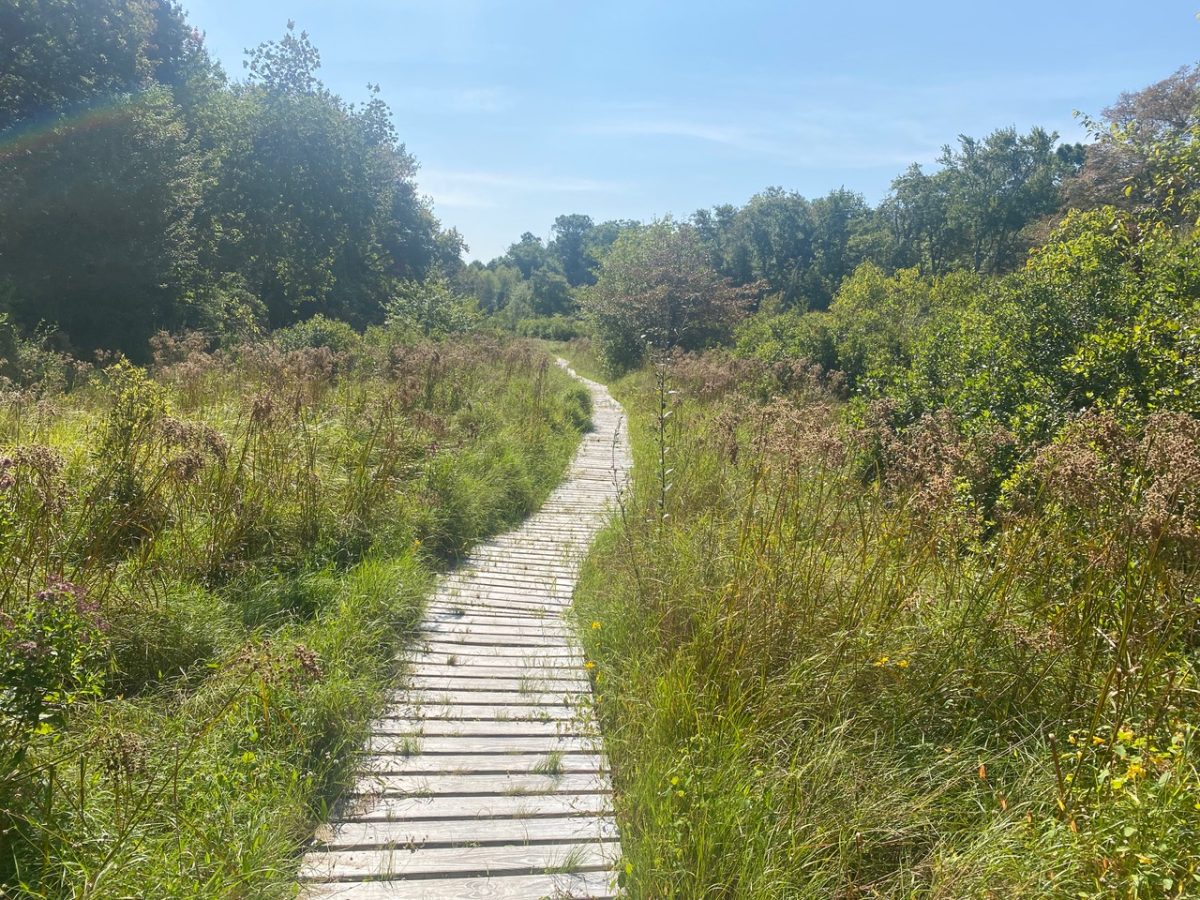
516,314,583,341
273,314,360,353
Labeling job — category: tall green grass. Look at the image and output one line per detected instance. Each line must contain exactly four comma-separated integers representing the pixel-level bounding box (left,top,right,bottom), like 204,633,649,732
574,352,1199,898
0,333,589,895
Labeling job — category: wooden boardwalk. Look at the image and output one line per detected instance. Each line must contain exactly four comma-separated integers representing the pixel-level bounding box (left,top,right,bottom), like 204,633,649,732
300,361,631,899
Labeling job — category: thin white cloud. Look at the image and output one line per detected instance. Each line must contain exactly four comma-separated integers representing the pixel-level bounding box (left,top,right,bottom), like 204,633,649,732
419,167,625,211
579,112,932,170
389,85,515,114
422,168,623,194
582,117,781,156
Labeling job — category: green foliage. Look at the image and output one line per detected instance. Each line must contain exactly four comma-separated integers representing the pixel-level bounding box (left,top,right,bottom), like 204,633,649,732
1,579,107,765
738,205,1200,444
0,87,200,357
0,11,462,358
385,275,478,337
549,213,599,287
0,0,205,131
582,220,757,372
0,335,587,893
273,314,360,354
574,356,1200,898
516,314,584,342
1066,65,1200,218
0,314,75,390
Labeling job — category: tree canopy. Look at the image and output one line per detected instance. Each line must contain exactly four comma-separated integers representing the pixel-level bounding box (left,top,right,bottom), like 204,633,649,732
0,6,461,358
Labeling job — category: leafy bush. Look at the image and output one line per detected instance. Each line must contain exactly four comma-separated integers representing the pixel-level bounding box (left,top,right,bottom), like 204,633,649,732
273,314,361,353
516,314,584,341
582,220,758,372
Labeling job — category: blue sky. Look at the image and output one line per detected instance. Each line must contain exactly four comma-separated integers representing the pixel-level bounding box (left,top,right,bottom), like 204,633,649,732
185,0,1200,261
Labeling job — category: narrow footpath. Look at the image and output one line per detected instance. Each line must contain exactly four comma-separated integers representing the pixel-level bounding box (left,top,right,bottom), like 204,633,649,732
299,360,631,899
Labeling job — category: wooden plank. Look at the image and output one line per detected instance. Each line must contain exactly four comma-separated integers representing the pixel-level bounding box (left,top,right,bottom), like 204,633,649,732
443,571,578,587
409,657,590,674
418,629,571,647
299,840,618,881
334,790,613,822
355,752,607,775
301,870,615,899
435,587,573,606
366,734,598,755
438,578,576,595
425,609,556,626
396,696,588,710
382,705,578,723
368,720,597,737
312,814,619,850
405,663,590,681
352,771,611,798
403,676,590,693
421,618,569,636
416,641,584,660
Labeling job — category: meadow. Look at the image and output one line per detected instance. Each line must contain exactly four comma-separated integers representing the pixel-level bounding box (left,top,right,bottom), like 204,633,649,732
570,342,1200,898
0,328,589,895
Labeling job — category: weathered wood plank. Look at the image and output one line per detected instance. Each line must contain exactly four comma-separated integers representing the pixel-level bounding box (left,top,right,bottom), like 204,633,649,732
299,840,618,881
311,814,619,850
368,719,596,738
404,663,591,681
416,641,585,660
334,790,613,822
381,705,579,723
352,771,611,798
301,870,614,899
366,734,598,755
355,752,607,775
420,621,572,639
393,696,585,710
403,676,590,693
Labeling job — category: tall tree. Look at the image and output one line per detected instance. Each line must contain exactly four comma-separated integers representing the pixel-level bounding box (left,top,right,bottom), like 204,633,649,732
1065,64,1200,221
0,1,205,357
582,221,757,371
548,213,597,287
504,232,550,279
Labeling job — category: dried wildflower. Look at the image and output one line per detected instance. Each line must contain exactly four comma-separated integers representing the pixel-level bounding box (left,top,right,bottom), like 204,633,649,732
1137,411,1200,549
168,450,206,482
1030,415,1126,512
13,639,44,659
96,729,149,782
293,644,324,681
762,396,847,471
249,392,276,427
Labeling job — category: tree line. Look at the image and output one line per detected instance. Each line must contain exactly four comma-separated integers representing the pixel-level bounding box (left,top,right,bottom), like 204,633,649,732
0,1,463,359
465,65,1200,351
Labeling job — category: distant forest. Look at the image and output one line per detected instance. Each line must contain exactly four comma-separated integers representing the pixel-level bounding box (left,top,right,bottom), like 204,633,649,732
1,0,1198,366
465,65,1198,335
0,1,463,359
